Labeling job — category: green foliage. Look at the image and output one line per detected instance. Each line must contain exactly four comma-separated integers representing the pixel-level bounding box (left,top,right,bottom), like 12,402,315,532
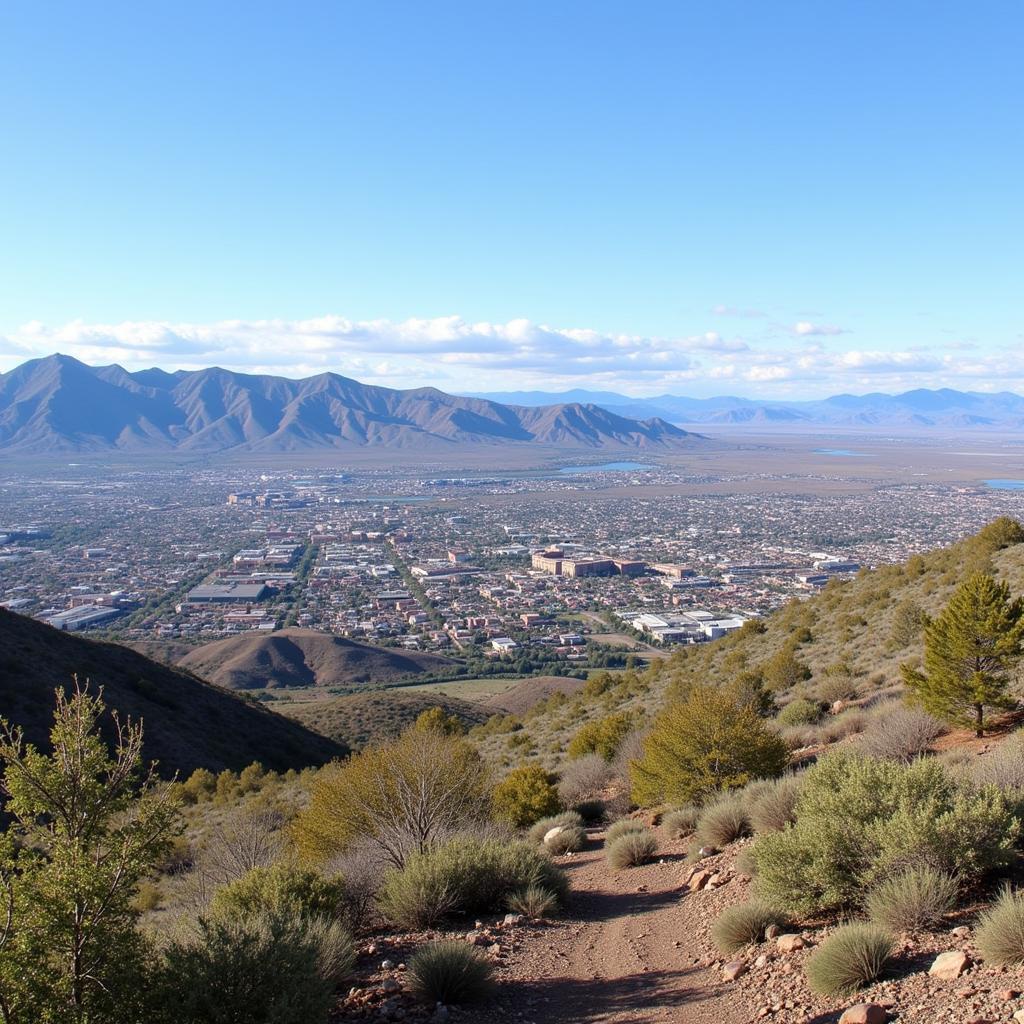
864,865,958,933
760,645,812,692
378,837,567,928
567,711,636,761
605,829,657,869
0,684,181,1024
180,767,218,804
776,698,824,727
291,727,488,867
753,750,1019,915
413,706,466,735
631,682,789,806
902,572,1024,735
889,598,926,649
711,901,788,954
158,910,353,1024
406,941,494,1005
605,818,646,844
210,864,345,922
492,763,561,828
976,885,1024,965
694,795,751,849
804,923,894,996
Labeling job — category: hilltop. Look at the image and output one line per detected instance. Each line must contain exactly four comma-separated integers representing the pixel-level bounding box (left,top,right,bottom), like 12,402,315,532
0,609,346,775
176,627,459,690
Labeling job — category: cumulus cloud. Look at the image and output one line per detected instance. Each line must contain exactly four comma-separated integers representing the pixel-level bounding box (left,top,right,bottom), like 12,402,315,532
793,321,846,336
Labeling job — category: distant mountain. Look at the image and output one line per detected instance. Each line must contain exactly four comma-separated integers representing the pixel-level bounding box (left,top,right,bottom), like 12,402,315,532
0,355,704,452
470,387,1024,431
0,609,346,776
177,628,459,690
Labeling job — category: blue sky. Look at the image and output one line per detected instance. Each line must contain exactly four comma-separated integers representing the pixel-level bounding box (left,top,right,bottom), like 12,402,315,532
1,1,1021,396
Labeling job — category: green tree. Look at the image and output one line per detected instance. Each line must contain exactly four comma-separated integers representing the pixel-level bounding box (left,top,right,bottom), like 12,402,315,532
0,683,181,1024
630,681,789,806
902,572,1024,736
566,711,635,761
760,644,811,692
491,764,561,827
413,706,465,736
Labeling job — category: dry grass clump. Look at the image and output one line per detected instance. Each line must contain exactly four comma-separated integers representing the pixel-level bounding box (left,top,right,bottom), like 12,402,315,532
711,900,788,954
527,811,584,846
407,941,494,1004
544,824,585,855
859,705,944,762
557,753,613,805
976,886,1024,965
734,846,758,877
605,818,647,844
780,724,820,751
662,805,700,839
805,923,894,996
971,732,1024,792
506,884,559,919
864,865,958,933
605,829,657,869
820,709,868,743
748,774,803,833
693,795,750,849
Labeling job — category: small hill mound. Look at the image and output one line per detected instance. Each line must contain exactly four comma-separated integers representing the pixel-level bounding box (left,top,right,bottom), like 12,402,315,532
0,610,346,776
276,690,490,750
177,628,459,690
481,675,588,714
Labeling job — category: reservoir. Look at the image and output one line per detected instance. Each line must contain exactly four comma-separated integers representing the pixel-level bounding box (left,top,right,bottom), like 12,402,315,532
986,480,1024,491
560,461,655,474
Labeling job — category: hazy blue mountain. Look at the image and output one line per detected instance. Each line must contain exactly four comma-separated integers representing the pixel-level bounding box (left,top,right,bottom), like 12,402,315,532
469,387,1024,430
0,355,704,452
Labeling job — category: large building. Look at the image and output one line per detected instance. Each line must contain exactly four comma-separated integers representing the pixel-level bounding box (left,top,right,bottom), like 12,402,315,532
185,582,269,604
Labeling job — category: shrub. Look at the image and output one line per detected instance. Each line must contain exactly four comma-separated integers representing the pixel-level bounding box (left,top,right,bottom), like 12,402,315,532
694,796,751,849
527,811,584,846
291,728,488,867
160,910,354,1024
544,825,585,855
605,818,646,844
407,941,494,1005
859,706,944,762
972,732,1024,793
662,805,700,839
557,753,613,805
492,764,561,828
631,683,789,806
748,775,803,834
567,712,636,761
210,864,345,921
976,886,1024,965
821,709,868,743
865,865,958,933
761,646,812,692
753,750,1019,915
378,837,568,928
507,884,559,919
606,829,657,869
777,698,824,728
804,923,894,997
734,846,758,876
711,901,788,954
572,799,606,823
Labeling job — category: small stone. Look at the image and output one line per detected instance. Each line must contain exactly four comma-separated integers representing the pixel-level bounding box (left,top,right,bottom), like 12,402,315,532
776,934,806,952
381,978,401,993
722,960,748,981
380,959,395,970
488,943,501,955
1013,1011,1024,1023
929,950,971,980
688,869,711,892
503,913,524,925
765,924,781,939
839,1007,887,1024
951,926,971,938
543,826,565,845
999,989,1020,1000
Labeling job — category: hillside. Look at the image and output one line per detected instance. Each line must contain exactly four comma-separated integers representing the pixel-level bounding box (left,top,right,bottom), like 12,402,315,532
0,609,346,775
0,354,705,452
480,674,588,714
176,628,459,690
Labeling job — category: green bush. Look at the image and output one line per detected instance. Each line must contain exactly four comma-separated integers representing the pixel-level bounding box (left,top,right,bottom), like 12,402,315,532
407,941,494,1004
606,829,657,869
748,775,803,833
527,810,584,846
694,795,750,849
567,711,636,761
864,865,958,933
777,698,824,727
662,805,700,839
605,818,646,844
544,825,585,855
976,886,1024,965
210,864,345,921
160,910,354,1024
734,846,758,876
753,750,1019,915
711,901,788,954
805,923,893,997
378,837,568,929
492,764,561,828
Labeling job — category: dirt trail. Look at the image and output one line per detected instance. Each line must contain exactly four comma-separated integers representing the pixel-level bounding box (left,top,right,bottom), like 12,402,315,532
465,830,749,1024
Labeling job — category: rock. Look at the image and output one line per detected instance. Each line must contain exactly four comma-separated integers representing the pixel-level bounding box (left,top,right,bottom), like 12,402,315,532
1013,1011,1024,1023
466,931,487,946
999,989,1020,1000
722,960,748,981
698,846,717,858
381,978,401,993
839,1005,888,1024
764,924,782,940
776,934,806,952
543,826,565,844
951,926,971,938
929,950,971,980
380,959,395,970
503,913,524,925
488,943,501,955
687,870,711,892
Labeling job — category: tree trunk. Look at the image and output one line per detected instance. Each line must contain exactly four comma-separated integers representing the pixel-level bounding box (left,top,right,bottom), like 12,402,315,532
976,702,984,738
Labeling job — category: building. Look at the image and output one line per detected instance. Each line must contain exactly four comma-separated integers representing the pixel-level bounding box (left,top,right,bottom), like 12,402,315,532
185,583,269,604
531,549,564,574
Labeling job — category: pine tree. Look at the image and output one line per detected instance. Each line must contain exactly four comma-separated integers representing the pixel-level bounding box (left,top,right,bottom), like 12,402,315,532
901,572,1024,736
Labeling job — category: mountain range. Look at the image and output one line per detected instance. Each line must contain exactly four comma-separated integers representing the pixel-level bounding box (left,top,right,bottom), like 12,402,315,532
470,387,1024,431
0,355,699,452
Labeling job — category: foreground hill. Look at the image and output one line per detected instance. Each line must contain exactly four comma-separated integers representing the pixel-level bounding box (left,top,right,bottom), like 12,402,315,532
0,354,705,452
0,610,346,775
176,628,460,690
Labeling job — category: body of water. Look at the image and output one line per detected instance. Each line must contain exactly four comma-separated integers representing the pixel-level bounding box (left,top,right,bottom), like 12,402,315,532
559,461,656,474
985,480,1024,491
813,448,867,457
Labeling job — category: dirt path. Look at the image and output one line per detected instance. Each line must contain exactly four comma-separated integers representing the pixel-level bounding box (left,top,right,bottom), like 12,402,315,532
464,830,749,1024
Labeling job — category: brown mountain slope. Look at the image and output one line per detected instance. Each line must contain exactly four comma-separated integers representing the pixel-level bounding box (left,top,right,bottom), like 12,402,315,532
177,628,459,690
0,610,346,776
481,675,588,714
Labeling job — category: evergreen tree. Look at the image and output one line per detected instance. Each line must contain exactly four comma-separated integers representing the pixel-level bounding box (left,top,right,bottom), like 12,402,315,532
902,572,1024,736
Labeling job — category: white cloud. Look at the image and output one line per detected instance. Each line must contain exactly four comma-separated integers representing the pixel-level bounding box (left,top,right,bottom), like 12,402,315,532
793,321,846,337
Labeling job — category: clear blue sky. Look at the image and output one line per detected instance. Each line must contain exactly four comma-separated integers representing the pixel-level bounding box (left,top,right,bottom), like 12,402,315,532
1,1,1021,396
